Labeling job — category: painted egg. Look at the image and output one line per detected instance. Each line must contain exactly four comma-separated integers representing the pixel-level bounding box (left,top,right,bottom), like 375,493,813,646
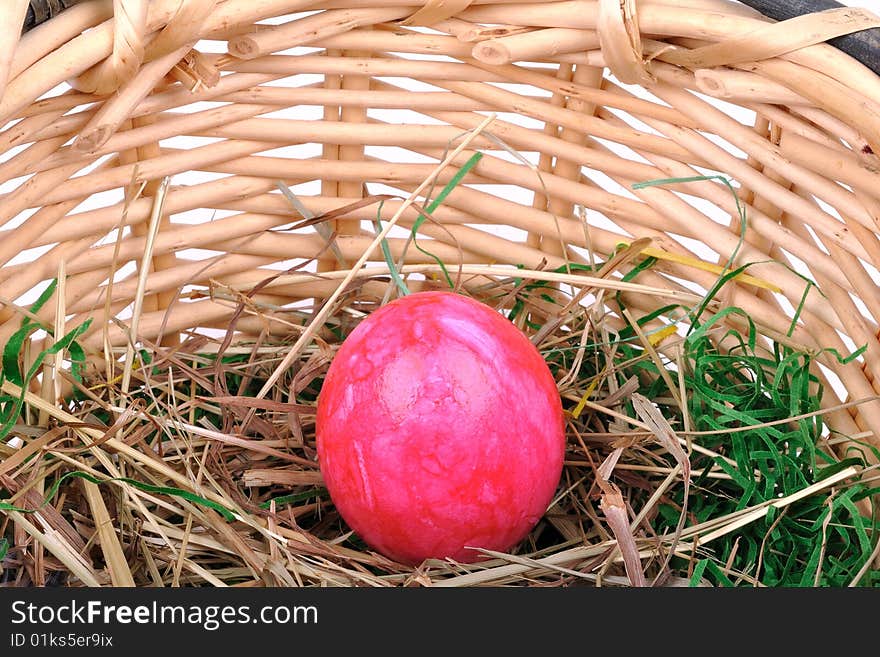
316,291,565,565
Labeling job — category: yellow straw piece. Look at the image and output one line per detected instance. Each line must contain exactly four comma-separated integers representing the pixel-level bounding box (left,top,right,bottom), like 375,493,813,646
626,244,783,293
571,370,605,420
647,323,680,347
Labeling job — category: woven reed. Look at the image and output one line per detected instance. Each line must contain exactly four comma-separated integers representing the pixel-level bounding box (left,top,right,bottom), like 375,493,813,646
2,0,880,467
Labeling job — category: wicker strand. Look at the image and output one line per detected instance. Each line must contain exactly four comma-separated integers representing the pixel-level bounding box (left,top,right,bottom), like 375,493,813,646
0,1,31,100
70,0,148,94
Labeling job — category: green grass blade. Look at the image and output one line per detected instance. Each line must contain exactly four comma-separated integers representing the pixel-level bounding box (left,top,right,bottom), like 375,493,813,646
44,471,237,522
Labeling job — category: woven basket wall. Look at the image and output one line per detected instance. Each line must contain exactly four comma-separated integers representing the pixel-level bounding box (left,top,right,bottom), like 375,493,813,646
2,0,880,470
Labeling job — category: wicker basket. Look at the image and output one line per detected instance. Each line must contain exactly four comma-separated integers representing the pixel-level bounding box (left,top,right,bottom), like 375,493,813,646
2,0,880,586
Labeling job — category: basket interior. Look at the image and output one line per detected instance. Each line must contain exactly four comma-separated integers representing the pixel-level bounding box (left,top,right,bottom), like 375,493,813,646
1,0,880,585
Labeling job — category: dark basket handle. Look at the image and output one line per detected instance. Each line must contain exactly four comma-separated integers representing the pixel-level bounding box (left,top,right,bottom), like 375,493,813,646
738,0,880,76
22,0,85,33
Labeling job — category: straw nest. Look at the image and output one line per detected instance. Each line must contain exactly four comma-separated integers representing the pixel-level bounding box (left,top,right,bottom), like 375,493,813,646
0,0,879,587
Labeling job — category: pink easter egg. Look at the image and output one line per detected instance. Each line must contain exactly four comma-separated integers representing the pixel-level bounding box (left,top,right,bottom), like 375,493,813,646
316,291,565,565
